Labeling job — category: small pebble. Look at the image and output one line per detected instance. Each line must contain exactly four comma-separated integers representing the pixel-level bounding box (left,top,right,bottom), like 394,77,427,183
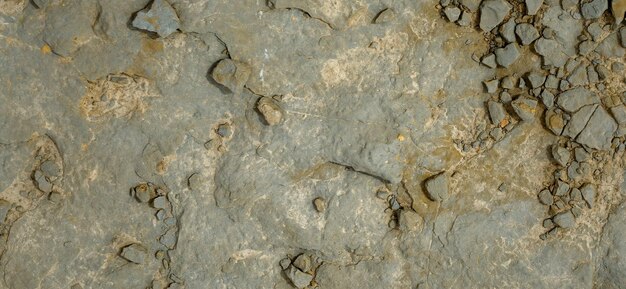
313,197,326,212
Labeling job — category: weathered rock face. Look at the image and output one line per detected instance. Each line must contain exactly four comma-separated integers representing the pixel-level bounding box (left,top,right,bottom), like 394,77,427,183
0,0,624,288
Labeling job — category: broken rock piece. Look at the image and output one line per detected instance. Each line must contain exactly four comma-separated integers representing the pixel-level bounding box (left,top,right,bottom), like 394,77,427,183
556,87,599,113
581,0,608,20
257,96,284,126
132,0,181,38
515,23,540,45
511,97,538,122
576,106,617,150
211,59,251,94
553,211,576,228
120,243,147,264
285,265,313,289
479,0,512,32
525,0,543,15
424,172,449,202
495,43,520,68
580,183,596,208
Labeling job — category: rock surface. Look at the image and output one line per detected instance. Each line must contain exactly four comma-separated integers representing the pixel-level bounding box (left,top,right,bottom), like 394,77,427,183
0,0,625,288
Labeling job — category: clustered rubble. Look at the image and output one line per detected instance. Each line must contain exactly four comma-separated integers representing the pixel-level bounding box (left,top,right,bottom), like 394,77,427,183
439,0,625,237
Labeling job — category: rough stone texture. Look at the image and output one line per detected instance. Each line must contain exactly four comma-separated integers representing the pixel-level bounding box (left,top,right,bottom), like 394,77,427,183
132,0,181,38
0,0,625,288
479,0,512,32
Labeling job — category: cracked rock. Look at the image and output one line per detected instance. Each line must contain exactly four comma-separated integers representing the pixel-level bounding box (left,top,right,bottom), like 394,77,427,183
556,87,600,113
576,106,617,150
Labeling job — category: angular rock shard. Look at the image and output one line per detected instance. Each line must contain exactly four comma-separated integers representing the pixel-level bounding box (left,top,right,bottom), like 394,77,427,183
132,0,181,38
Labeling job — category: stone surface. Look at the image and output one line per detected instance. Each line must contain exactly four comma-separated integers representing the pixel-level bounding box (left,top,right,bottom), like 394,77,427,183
515,23,540,45
479,0,512,32
495,43,520,68
576,106,617,150
0,1,624,288
424,172,449,202
120,243,148,264
132,0,181,38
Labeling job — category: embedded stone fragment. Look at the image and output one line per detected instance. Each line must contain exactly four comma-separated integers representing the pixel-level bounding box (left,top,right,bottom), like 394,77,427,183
526,71,546,88
610,105,626,125
500,19,517,43
257,96,284,126
211,59,252,94
534,38,569,67
292,254,312,272
495,43,520,68
545,109,567,135
556,87,600,113
620,27,626,47
444,7,462,22
159,228,177,249
0,200,10,223
424,172,449,202
576,106,617,150
580,183,596,208
563,104,597,139
540,90,555,108
286,265,313,288
132,0,181,38
581,0,608,19
525,0,544,15
515,23,540,45
479,0,512,32
313,197,326,212
488,101,506,125
567,64,589,87
553,211,576,228
511,97,538,121
555,181,570,196
33,170,53,193
120,243,147,264
551,145,571,166
538,189,553,205
614,0,626,23
481,54,497,68
152,196,169,209
574,147,590,162
460,0,482,11
484,79,499,93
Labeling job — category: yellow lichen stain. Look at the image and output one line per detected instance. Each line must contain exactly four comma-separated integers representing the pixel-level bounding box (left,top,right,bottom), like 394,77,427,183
146,17,161,30
81,143,89,151
40,44,52,54
141,37,164,55
397,134,406,142
156,159,168,174
499,118,509,128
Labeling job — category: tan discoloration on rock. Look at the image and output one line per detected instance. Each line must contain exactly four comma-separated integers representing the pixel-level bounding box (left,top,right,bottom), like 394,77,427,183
80,74,158,122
